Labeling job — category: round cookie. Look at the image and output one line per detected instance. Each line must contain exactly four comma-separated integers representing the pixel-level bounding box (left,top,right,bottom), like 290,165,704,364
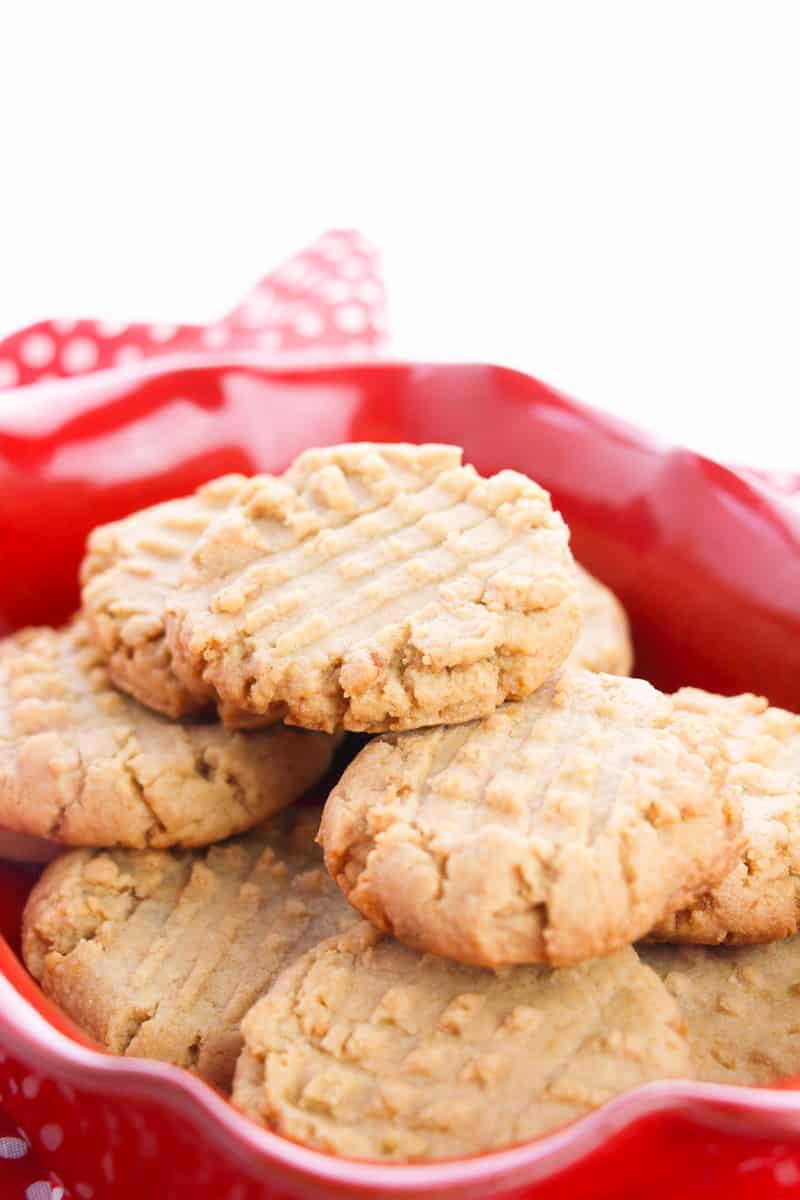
651,688,800,944
233,920,692,1161
0,621,338,848
640,939,800,1086
569,565,633,675
81,475,248,720
320,668,742,967
22,805,359,1090
165,444,582,734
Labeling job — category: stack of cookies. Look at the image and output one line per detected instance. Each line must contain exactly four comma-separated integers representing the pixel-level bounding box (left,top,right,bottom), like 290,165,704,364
8,443,800,1162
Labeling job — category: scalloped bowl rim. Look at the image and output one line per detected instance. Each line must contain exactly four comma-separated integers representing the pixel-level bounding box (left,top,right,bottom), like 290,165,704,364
4,970,800,1194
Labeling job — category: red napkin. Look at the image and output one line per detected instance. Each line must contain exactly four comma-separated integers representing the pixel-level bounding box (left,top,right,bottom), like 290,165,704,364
0,229,387,391
0,1126,65,1200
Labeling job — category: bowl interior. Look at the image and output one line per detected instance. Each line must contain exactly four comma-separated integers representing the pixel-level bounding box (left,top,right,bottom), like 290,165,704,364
3,358,800,1126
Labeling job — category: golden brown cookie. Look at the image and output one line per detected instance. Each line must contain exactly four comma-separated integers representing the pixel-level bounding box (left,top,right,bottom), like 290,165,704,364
165,444,582,733
320,668,742,967
651,689,800,944
22,806,358,1090
569,565,633,675
81,475,247,720
640,939,800,1085
233,920,692,1160
0,621,338,848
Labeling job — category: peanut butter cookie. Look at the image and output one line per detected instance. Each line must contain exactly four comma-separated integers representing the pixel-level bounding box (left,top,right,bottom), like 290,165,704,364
641,938,800,1085
81,475,247,720
651,688,800,944
0,621,338,848
165,444,582,733
320,669,741,967
22,806,358,1089
570,565,633,675
233,920,691,1160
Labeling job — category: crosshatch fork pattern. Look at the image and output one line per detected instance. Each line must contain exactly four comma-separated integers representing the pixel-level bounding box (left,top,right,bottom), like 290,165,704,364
233,921,691,1160
0,621,337,848
22,806,358,1091
81,474,249,720
166,444,582,733
321,670,742,968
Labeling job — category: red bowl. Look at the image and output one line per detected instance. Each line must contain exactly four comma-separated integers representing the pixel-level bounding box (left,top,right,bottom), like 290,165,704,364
3,357,800,1200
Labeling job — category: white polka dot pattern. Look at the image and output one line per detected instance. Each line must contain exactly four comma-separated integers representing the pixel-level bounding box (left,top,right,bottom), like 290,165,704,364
0,1136,29,1160
25,1184,63,1200
60,338,99,375
0,229,388,390
0,1104,70,1198
38,1127,63,1153
0,360,20,388
19,335,55,370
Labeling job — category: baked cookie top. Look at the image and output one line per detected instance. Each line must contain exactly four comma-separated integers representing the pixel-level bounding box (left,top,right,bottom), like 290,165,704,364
569,565,633,676
640,938,800,1086
22,806,358,1090
651,688,800,944
0,621,338,848
320,668,742,967
164,444,582,733
233,921,691,1160
81,475,247,720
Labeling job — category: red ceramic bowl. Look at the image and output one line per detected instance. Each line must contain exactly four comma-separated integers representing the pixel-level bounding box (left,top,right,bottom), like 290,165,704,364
3,357,800,1200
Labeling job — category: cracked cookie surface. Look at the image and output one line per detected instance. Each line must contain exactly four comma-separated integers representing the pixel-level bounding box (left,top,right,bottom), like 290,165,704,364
0,621,338,847
569,566,633,675
320,668,741,967
233,920,691,1160
81,474,249,721
640,938,800,1085
650,689,800,944
22,805,359,1089
165,444,582,733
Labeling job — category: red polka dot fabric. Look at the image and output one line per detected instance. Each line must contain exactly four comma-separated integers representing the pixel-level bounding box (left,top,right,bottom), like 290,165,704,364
0,229,388,391
0,1119,66,1199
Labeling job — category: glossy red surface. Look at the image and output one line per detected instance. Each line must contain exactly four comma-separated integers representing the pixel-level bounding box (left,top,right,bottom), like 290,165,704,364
3,357,800,1198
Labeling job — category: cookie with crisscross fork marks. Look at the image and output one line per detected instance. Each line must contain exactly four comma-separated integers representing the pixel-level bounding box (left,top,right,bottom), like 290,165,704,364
640,938,800,1085
164,444,582,733
22,805,359,1089
81,474,251,721
0,620,339,848
569,565,633,675
650,688,800,945
320,668,742,967
232,920,691,1160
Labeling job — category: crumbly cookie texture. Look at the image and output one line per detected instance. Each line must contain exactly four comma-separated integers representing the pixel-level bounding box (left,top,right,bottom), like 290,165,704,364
22,806,359,1090
320,668,742,967
569,565,633,675
0,621,338,848
650,689,800,944
81,475,250,721
233,921,691,1161
164,444,582,734
640,939,800,1085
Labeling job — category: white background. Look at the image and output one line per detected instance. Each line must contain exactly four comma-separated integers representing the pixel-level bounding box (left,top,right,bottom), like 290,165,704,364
1,1,798,467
